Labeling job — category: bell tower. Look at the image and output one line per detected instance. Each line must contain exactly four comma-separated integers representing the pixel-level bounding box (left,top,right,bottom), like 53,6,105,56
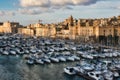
68,15,74,26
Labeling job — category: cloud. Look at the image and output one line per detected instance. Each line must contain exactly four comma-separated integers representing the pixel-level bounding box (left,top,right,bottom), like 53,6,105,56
72,0,98,5
63,6,73,10
0,11,15,16
115,6,120,9
50,0,73,6
20,0,98,7
88,0,120,9
20,0,50,7
118,7,120,9
0,11,4,16
18,7,53,15
19,0,99,15
18,8,41,15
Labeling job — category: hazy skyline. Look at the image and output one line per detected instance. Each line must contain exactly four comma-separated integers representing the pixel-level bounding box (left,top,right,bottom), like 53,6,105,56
0,0,120,25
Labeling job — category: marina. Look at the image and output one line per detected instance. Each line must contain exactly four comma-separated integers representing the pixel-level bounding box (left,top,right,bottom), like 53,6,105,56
1,0,120,80
1,34,120,80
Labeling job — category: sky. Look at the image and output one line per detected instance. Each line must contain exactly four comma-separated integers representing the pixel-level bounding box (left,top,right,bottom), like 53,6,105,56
0,0,120,26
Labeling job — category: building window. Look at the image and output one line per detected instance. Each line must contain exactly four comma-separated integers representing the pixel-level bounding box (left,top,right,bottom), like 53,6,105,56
104,30,106,32
104,30,106,36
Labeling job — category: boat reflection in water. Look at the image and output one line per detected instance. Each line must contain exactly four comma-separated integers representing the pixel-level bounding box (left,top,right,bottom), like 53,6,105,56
0,55,83,80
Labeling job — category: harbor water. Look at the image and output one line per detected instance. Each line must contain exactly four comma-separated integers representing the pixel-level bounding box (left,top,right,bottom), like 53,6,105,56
0,55,85,80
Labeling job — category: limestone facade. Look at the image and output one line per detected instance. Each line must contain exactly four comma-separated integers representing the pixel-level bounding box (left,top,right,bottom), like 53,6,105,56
0,21,20,34
18,27,34,36
2,15,120,44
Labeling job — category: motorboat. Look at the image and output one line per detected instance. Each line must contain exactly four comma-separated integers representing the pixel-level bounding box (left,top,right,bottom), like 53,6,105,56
112,52,118,57
72,55,80,61
27,59,34,65
50,57,59,63
81,54,94,59
73,66,85,74
49,49,54,52
58,56,66,62
17,49,24,55
30,49,37,53
87,71,104,80
65,55,75,61
103,70,113,80
71,47,76,51
115,64,120,69
24,50,29,54
113,71,119,78
82,64,94,71
64,67,76,75
76,51,84,55
35,58,44,64
66,56,75,61
42,58,51,63
37,49,42,53
102,60,111,68
10,50,16,55
2,51,9,55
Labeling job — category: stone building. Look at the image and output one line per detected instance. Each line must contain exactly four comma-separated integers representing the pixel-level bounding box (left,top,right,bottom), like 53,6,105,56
63,15,78,39
0,21,20,34
77,19,95,41
15,15,120,45
35,24,56,38
36,26,49,37
63,15,120,44
18,22,56,38
18,27,34,36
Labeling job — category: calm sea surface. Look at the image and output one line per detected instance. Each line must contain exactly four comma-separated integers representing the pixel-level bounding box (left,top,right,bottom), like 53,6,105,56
0,55,86,80
0,55,120,80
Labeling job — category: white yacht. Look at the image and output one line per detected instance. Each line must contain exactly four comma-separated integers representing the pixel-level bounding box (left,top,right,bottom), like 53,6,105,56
73,66,85,74
10,50,16,55
50,57,59,63
27,59,34,65
42,58,51,63
35,59,44,64
72,55,80,61
65,54,75,61
58,56,66,62
64,67,76,75
24,50,29,54
87,71,104,80
81,54,94,59
66,56,75,61
103,70,113,80
83,65,94,71
113,71,119,77
3,51,9,55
